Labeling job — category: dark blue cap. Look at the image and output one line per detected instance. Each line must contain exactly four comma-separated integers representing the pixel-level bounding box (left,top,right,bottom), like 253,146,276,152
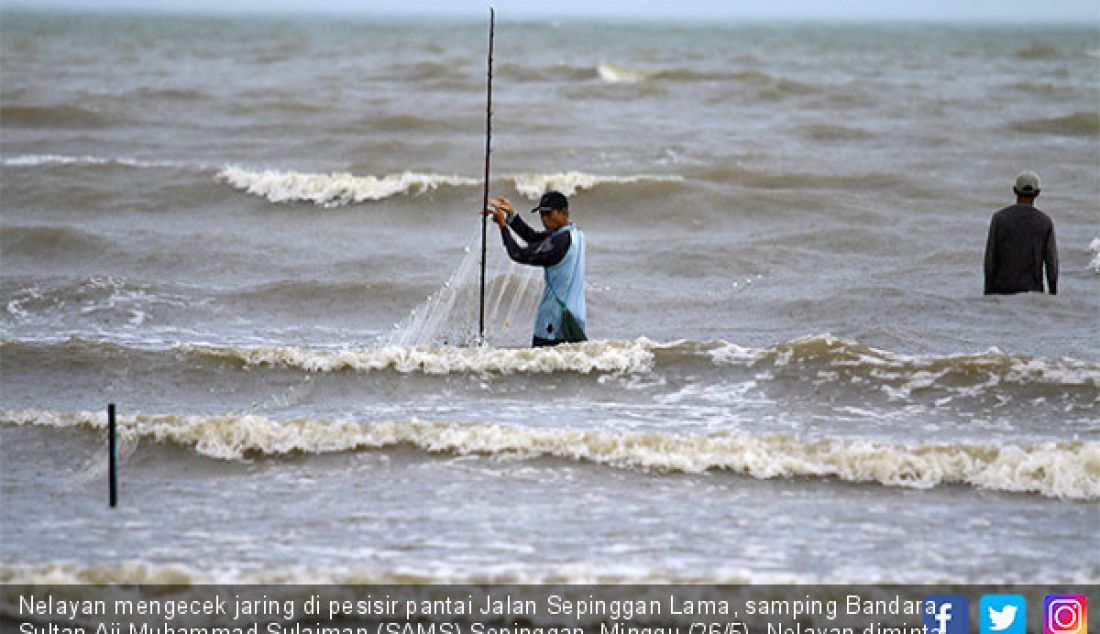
530,191,569,213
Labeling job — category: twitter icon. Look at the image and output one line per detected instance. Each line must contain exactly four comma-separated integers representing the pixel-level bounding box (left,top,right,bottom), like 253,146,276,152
982,595,1027,634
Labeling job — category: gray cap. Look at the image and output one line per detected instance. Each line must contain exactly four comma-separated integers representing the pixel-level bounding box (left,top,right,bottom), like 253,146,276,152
1014,170,1041,197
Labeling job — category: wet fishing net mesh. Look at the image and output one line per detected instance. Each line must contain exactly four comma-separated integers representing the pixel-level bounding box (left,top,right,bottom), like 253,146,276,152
383,228,543,348
66,424,139,490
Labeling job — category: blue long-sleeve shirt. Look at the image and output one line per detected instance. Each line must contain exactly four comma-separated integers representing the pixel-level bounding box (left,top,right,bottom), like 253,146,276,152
500,213,586,341
500,213,572,267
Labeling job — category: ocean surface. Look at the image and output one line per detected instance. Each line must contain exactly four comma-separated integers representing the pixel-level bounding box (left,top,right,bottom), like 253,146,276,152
1,11,1098,584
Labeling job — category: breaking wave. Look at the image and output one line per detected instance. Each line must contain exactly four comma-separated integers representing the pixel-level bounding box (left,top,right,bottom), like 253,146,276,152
215,167,477,207
596,61,653,83
3,409,1097,500
2,278,194,327
216,166,684,206
1089,238,1100,274
0,561,213,585
510,171,684,199
179,339,656,374
6,336,1098,393
2,156,683,205
707,334,1100,391
594,62,800,86
2,154,190,169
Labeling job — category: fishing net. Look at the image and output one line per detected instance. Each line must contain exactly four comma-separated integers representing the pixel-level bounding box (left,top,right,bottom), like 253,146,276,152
65,420,139,490
383,228,542,348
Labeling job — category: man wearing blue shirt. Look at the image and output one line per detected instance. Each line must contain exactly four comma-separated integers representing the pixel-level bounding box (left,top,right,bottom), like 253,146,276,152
484,191,587,346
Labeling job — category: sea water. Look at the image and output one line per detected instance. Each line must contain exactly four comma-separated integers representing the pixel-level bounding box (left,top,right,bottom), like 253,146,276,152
1,11,1098,584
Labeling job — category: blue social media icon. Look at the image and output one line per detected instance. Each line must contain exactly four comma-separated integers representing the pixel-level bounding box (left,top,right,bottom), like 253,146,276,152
981,595,1027,634
924,596,970,634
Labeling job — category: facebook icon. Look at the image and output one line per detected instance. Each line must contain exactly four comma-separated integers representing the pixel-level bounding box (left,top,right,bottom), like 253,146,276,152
924,596,970,634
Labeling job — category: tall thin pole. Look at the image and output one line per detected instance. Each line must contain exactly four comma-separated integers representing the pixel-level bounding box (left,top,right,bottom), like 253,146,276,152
478,8,495,345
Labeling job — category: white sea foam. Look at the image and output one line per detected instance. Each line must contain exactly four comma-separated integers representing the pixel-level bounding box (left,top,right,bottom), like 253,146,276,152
511,171,683,199
216,166,477,207
381,228,545,348
180,339,657,374
596,61,652,83
216,166,683,205
5,409,1097,500
34,331,1095,393
2,154,185,168
0,561,209,585
1089,237,1100,274
708,334,1100,388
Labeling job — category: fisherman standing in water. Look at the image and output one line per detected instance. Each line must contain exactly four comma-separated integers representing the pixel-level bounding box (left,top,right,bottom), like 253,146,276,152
484,191,587,347
984,170,1058,295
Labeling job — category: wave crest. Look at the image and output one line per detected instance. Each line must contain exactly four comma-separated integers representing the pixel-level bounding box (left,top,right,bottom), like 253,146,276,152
4,409,1097,500
595,62,794,86
0,561,202,585
216,166,684,205
179,339,656,374
216,167,477,207
2,154,185,169
596,61,652,83
511,171,684,199
709,334,1100,389
8,336,1098,394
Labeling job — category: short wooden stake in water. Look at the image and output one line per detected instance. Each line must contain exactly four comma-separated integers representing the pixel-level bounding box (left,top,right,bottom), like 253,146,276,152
108,403,118,508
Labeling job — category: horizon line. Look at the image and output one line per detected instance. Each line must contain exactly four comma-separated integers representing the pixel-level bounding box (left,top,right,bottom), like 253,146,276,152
1,4,1098,27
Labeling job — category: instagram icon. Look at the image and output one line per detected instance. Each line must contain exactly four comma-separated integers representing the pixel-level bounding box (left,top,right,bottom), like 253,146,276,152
1045,595,1088,634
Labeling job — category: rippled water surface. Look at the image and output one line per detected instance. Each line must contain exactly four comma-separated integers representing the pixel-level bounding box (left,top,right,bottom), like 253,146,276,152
1,11,1098,583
